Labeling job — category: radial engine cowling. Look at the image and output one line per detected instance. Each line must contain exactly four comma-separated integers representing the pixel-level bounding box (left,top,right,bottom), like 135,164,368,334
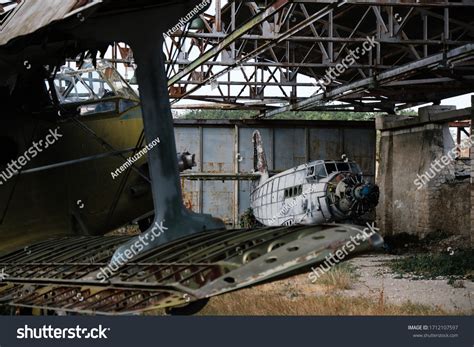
327,172,379,219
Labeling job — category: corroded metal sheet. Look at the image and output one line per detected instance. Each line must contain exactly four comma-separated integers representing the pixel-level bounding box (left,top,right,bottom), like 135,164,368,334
174,121,376,225
0,224,383,315
0,0,102,46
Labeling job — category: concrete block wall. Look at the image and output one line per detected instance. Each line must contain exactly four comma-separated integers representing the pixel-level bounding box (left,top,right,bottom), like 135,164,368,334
377,108,470,240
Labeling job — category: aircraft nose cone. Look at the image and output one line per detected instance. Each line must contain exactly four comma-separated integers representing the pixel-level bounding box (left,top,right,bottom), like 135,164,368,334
360,185,372,197
356,183,379,205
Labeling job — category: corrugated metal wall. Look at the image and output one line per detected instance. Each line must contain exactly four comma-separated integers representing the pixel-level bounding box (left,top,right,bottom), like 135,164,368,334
174,119,376,227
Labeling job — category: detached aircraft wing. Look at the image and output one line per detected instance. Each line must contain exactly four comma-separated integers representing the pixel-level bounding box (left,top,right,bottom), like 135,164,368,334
0,223,383,315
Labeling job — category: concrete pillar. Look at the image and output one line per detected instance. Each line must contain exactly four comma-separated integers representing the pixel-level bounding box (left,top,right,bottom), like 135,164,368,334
471,98,474,247
376,130,393,236
376,106,470,239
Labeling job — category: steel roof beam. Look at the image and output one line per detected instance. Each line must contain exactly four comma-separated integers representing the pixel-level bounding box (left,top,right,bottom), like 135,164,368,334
167,0,290,86
263,43,474,117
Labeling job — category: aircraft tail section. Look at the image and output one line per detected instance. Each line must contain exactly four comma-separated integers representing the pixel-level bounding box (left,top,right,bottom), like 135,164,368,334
252,130,269,182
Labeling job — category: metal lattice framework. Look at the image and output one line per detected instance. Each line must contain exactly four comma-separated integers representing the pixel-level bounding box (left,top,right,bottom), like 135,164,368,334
155,0,474,115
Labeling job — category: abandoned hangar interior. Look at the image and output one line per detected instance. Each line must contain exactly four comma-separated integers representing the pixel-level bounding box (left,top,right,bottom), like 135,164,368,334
161,0,474,244
0,0,473,316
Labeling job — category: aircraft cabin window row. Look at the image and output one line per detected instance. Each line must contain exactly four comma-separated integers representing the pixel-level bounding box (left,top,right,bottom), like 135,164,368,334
284,185,303,198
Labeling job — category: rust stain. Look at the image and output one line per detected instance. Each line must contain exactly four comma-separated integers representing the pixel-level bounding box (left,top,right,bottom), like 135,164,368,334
169,86,186,98
183,195,193,210
181,178,194,210
206,162,226,173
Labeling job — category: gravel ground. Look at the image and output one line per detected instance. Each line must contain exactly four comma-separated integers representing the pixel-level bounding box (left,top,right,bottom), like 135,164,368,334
253,254,473,314
344,254,474,313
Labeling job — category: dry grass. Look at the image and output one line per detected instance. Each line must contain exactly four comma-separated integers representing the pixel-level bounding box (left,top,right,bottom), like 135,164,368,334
199,289,448,316
314,263,358,290
197,263,451,316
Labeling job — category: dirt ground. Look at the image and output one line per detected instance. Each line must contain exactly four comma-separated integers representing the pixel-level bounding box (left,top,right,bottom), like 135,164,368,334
202,254,473,315
345,255,473,313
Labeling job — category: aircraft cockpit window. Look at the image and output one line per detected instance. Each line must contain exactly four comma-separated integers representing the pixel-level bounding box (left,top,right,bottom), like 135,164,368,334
80,71,109,97
119,99,139,113
53,63,140,116
54,77,72,96
64,79,91,102
350,163,362,174
337,162,350,172
314,164,327,178
325,163,337,175
307,164,327,180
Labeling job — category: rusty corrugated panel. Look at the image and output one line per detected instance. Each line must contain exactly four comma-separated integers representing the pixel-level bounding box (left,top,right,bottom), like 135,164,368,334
309,128,344,161
175,122,376,226
202,128,234,225
274,128,307,171
343,128,377,181
175,127,201,212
